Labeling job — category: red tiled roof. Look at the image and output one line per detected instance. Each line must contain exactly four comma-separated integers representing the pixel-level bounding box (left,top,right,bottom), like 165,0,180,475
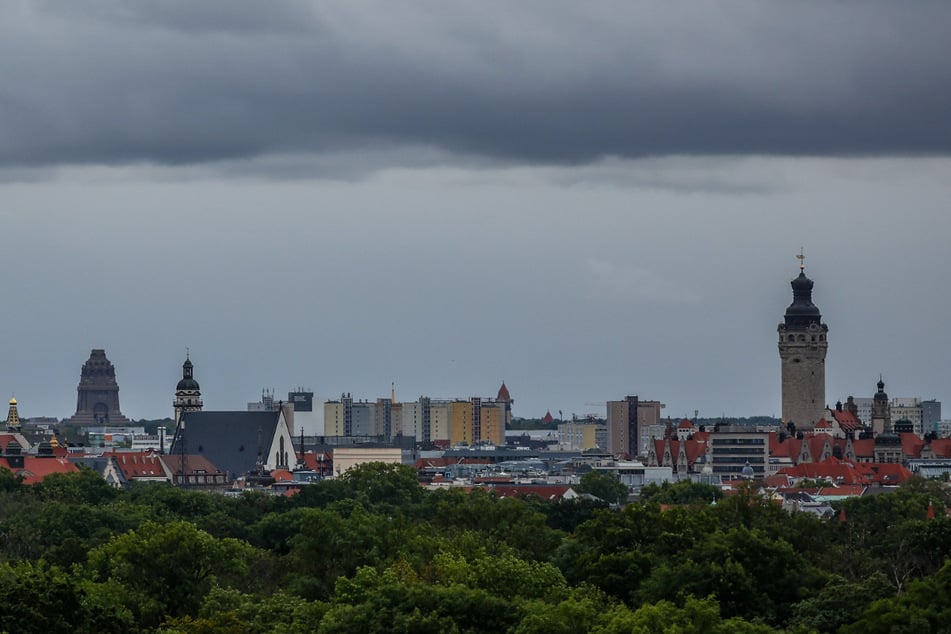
665,439,679,457
160,453,222,476
497,382,511,402
683,439,707,463
926,439,951,458
678,418,694,430
821,484,865,497
104,450,166,480
807,434,832,459
831,409,862,430
489,484,572,500
770,435,801,459
852,439,875,457
865,462,913,484
776,486,822,496
778,456,913,486
0,433,26,452
5,456,79,485
270,469,294,482
815,418,833,430
901,434,926,459
778,459,867,485
299,451,332,471
763,474,792,488
542,411,554,423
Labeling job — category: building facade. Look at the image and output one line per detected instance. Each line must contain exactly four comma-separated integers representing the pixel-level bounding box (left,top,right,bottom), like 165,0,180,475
606,397,665,457
891,397,923,436
709,428,769,478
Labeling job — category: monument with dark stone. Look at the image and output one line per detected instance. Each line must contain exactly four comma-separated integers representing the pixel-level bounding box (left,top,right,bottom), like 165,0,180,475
66,349,131,425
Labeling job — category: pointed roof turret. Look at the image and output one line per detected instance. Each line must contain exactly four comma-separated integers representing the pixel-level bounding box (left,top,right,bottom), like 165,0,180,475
497,382,511,402
542,411,554,423
5,397,20,430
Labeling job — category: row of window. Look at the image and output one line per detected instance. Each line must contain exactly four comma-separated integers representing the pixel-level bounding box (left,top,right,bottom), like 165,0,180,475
176,474,226,485
785,334,826,342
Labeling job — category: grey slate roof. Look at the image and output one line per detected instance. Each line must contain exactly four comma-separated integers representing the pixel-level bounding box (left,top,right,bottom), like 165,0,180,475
170,411,282,479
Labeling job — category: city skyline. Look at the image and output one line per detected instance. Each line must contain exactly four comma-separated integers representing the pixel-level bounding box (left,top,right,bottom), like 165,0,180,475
1,3,949,421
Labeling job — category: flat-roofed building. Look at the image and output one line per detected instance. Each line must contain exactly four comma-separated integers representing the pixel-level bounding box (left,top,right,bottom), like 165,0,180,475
607,396,665,457
479,401,506,446
709,427,769,479
332,446,404,476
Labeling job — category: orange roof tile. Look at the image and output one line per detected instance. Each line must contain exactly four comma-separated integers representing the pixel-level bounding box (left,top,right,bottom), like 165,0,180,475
763,474,792,487
927,439,951,458
821,484,865,497
12,456,79,485
683,439,707,463
770,435,801,459
0,433,26,452
299,451,332,471
901,434,925,459
103,450,166,481
270,469,294,482
831,409,862,430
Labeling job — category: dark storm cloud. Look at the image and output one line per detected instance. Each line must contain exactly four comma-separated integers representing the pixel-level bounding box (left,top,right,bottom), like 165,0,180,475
2,1,951,169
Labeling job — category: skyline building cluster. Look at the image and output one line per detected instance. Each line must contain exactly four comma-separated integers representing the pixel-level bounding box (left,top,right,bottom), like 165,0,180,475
5,259,946,457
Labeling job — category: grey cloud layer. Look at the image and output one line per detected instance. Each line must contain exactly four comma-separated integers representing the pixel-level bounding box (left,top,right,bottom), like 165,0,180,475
3,1,950,168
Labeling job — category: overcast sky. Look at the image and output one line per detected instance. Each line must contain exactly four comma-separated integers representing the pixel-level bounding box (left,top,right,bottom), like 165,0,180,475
1,2,949,422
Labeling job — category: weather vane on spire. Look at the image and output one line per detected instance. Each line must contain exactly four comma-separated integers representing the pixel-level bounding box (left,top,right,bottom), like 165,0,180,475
796,247,805,271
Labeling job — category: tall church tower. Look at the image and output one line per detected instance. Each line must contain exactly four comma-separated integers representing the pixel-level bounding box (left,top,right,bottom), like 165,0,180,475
777,254,828,430
174,354,203,426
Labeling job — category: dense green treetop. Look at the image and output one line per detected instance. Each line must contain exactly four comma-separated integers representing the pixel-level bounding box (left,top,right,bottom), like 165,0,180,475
0,463,948,632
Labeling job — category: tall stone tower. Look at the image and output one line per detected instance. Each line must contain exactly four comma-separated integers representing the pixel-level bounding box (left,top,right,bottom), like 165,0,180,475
174,354,203,426
67,349,131,425
777,256,828,430
870,377,891,436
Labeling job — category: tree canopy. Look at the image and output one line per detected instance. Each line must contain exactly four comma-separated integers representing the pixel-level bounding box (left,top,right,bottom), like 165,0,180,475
0,462,948,632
